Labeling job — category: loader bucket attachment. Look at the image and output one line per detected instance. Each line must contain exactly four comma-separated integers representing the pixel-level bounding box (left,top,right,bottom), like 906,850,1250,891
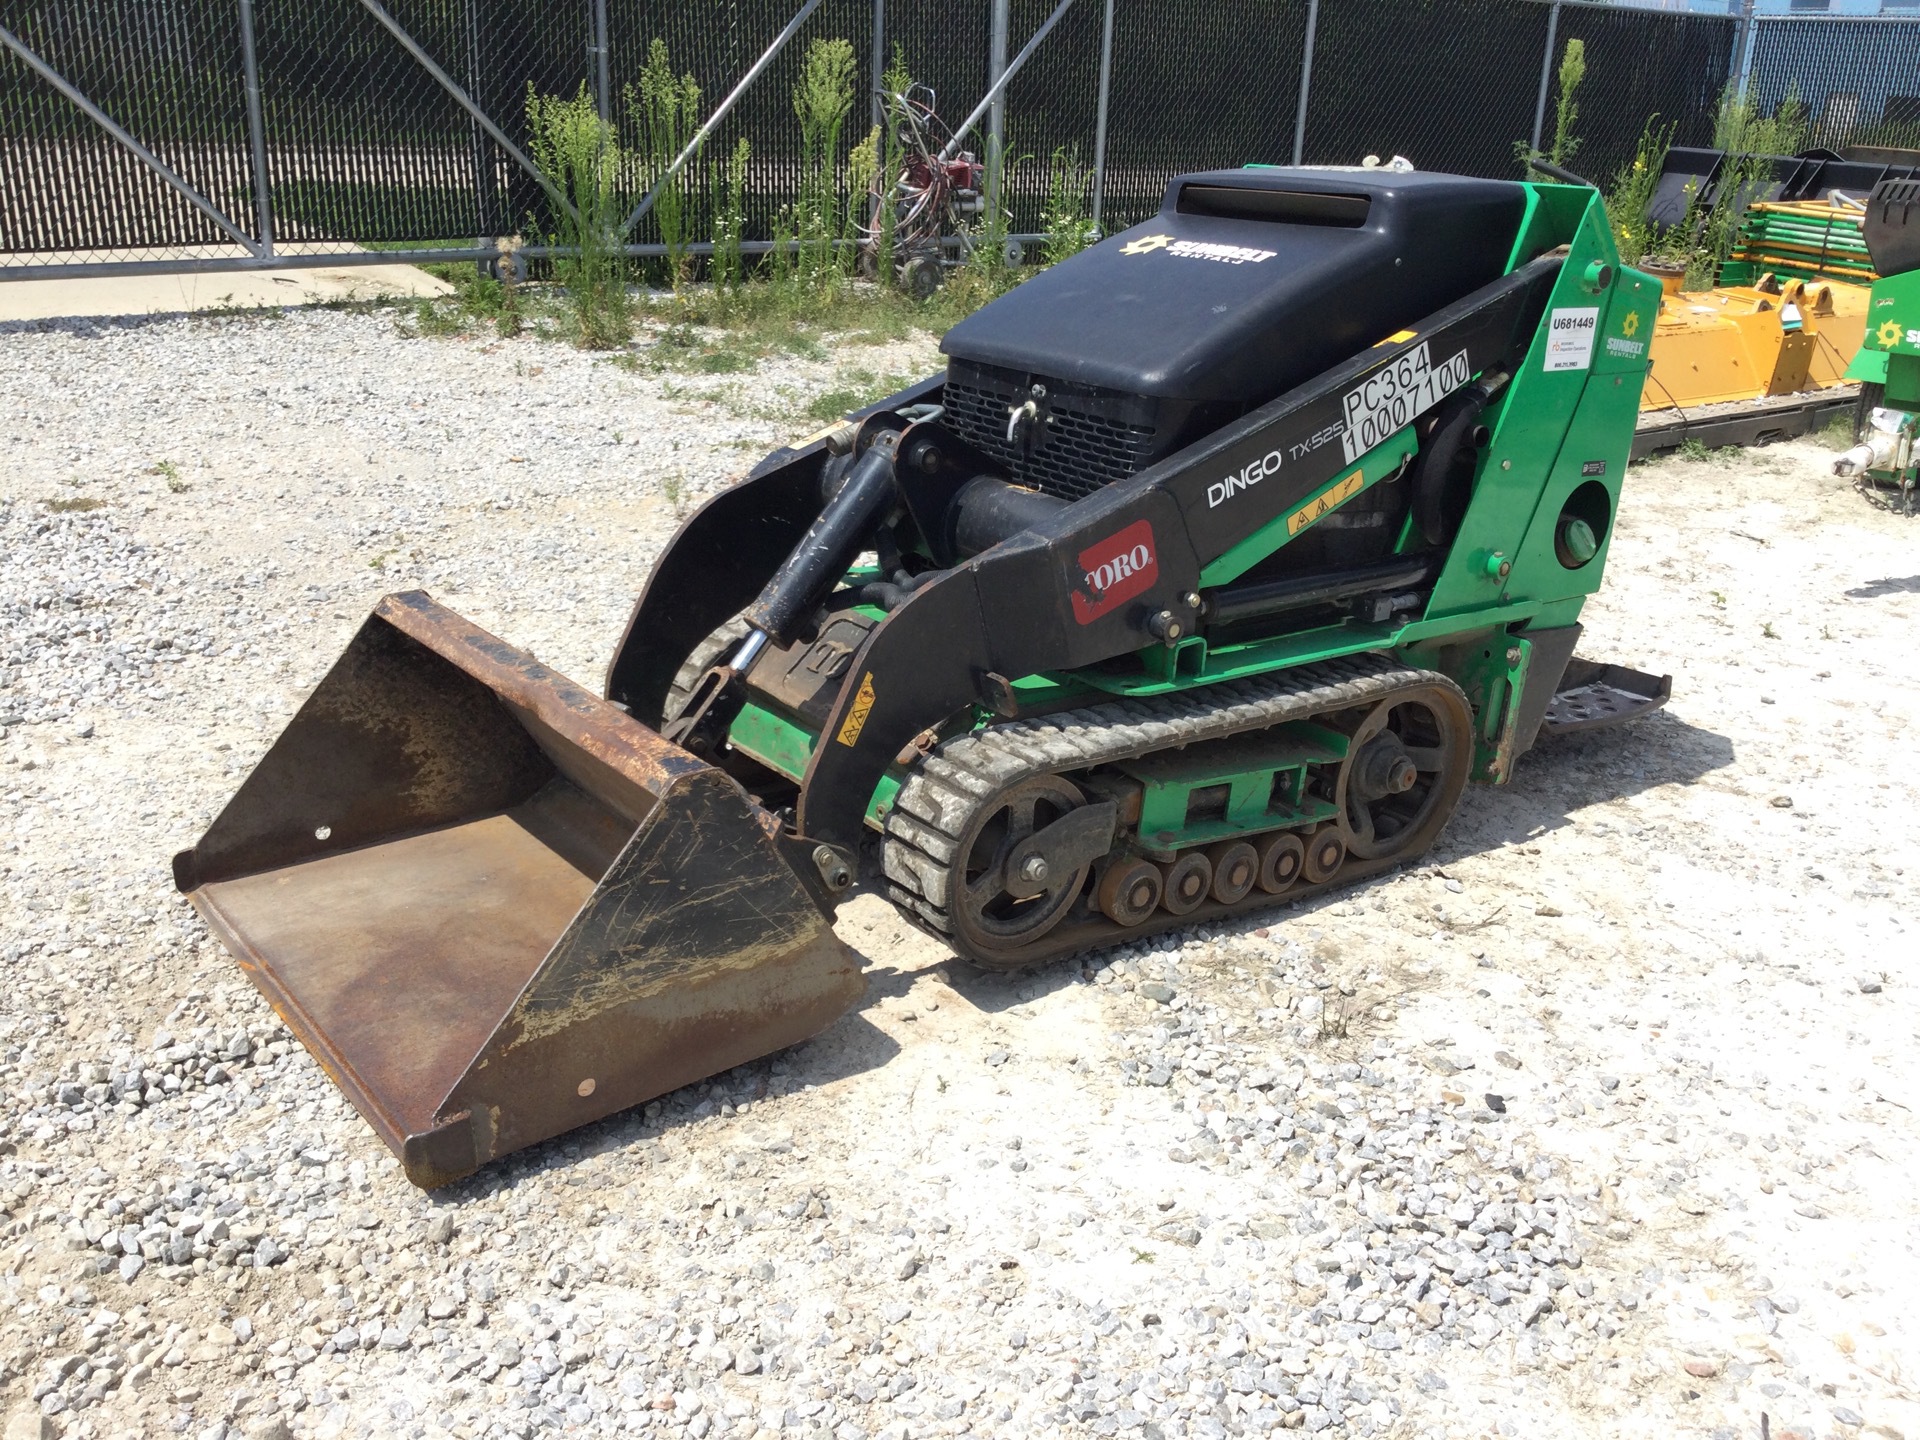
173,592,862,1189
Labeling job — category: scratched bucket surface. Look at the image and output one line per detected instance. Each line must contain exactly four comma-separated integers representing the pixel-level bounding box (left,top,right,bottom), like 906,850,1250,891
173,592,862,1188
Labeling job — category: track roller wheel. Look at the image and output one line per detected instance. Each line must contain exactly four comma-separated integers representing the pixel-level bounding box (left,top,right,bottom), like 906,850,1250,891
1097,856,1162,926
1205,840,1259,905
1302,825,1346,885
1257,830,1305,893
1159,852,1212,916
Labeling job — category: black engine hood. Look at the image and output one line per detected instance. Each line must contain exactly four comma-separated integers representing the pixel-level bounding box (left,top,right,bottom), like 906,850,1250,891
940,167,1527,404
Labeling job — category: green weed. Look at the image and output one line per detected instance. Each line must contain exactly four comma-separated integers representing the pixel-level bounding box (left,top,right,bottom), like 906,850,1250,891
1607,117,1676,264
634,40,703,290
527,82,632,348
1814,414,1860,452
1546,39,1586,169
793,38,857,285
709,136,750,293
45,496,105,513
803,370,915,421
148,460,188,493
1042,144,1099,265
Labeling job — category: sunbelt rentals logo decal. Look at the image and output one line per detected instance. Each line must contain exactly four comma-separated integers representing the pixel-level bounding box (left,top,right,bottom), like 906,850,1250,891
1119,232,1276,265
1605,308,1646,359
1877,319,1920,349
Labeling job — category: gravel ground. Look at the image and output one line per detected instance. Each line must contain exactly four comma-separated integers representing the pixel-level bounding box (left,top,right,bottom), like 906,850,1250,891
2,303,1917,1440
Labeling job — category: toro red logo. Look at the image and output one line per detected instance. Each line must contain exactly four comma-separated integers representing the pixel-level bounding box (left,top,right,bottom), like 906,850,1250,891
1070,519,1159,625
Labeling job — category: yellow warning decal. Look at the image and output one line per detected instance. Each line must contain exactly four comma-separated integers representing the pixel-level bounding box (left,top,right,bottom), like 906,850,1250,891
835,672,878,747
1287,470,1365,537
1373,328,1418,347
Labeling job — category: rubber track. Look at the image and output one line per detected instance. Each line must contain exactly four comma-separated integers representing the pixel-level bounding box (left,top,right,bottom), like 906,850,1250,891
882,651,1454,957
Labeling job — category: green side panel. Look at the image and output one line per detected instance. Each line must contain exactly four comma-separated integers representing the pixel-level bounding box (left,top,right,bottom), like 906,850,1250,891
1852,271,1920,384
1527,596,1588,630
1068,619,1398,697
1198,427,1418,587
1118,723,1347,852
1889,353,1920,412
1397,628,1530,785
1425,191,1654,621
730,702,813,783
1505,182,1595,275
1847,347,1890,386
1007,673,1094,709
728,701,901,828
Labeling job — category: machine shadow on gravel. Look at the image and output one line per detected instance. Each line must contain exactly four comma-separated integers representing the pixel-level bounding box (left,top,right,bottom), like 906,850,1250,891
943,708,1733,1016
1845,573,1920,598
429,998,901,1204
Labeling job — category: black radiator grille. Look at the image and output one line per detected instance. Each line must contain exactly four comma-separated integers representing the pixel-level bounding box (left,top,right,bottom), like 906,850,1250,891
943,363,1162,503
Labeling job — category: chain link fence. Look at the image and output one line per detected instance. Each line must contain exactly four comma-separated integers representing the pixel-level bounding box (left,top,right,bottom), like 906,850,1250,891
2,0,1916,280
1746,15,1920,155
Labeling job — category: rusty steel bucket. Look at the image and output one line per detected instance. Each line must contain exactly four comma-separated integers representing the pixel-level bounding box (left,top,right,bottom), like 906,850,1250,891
173,592,862,1188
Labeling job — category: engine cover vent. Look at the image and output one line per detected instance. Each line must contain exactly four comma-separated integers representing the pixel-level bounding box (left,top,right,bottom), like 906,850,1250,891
943,360,1171,502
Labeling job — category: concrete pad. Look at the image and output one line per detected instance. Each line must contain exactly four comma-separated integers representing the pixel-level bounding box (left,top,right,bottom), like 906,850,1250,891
0,248,453,323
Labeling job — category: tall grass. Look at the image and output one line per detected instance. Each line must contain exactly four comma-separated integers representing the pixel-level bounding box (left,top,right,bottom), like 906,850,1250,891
1545,39,1586,169
793,38,857,284
1042,144,1098,264
525,82,631,347
1514,37,1586,176
1605,116,1675,264
710,136,750,293
634,39,702,290
1695,84,1808,284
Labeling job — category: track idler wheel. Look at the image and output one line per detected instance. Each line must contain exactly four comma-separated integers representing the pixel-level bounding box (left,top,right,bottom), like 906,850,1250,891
1336,683,1474,861
1302,825,1347,885
1098,856,1164,926
1206,840,1259,905
1256,831,1305,893
1158,852,1212,916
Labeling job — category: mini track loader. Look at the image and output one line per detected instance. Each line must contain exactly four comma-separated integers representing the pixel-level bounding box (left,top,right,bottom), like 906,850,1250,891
177,167,1671,1187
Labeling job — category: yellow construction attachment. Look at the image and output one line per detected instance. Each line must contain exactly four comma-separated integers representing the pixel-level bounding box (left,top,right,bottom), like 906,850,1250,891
1641,264,1870,412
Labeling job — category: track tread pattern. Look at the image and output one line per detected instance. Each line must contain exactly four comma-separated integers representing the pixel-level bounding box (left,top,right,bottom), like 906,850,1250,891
881,651,1448,949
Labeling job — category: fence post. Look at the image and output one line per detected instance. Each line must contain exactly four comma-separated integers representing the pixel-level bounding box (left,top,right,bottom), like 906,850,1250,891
871,0,885,128
1090,0,1115,234
988,0,1010,216
1531,1,1561,159
591,0,610,122
465,0,490,262
1291,0,1319,167
237,0,274,254
1731,0,1757,103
